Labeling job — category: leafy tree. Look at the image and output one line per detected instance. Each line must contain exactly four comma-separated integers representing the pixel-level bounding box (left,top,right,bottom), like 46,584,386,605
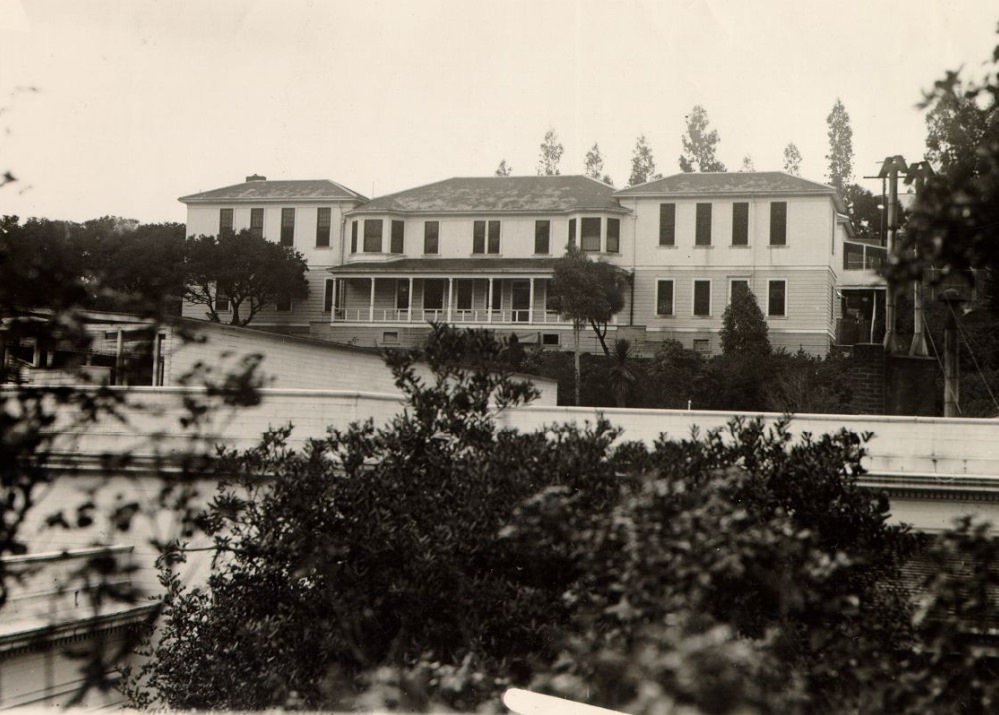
537,127,563,176
740,154,755,172
134,324,623,710
507,417,916,714
843,183,883,241
826,98,854,192
495,159,512,176
925,86,999,182
628,134,657,186
720,282,770,356
890,33,999,286
549,247,630,404
584,142,603,179
184,229,310,326
679,105,727,172
783,142,803,175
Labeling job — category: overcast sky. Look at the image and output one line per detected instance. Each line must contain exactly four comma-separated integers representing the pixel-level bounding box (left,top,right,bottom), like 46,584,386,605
2,0,997,224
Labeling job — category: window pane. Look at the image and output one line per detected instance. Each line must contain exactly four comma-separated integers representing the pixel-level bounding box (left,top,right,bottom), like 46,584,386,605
568,218,576,249
424,221,439,254
659,204,675,246
535,220,551,254
391,220,405,254
219,208,234,236
250,208,264,239
732,202,748,246
280,208,295,246
768,280,786,316
695,204,712,246
351,220,358,252
694,280,711,316
316,207,331,247
581,217,601,251
607,218,620,253
770,201,787,245
656,280,674,316
488,220,500,254
363,219,383,252
473,221,486,254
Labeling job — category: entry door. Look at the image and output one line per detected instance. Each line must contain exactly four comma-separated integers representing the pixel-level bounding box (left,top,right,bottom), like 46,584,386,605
511,280,530,323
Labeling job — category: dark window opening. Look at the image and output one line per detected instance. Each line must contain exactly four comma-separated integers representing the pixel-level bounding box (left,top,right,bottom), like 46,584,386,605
732,202,748,246
363,219,383,252
535,220,551,254
316,207,331,247
659,204,675,246
280,208,295,246
391,220,405,254
695,204,712,246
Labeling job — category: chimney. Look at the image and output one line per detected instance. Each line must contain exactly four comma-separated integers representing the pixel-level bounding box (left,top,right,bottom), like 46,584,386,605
246,174,267,182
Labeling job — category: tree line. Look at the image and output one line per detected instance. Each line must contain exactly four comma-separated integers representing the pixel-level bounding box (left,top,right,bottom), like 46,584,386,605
500,98,852,190
0,216,309,326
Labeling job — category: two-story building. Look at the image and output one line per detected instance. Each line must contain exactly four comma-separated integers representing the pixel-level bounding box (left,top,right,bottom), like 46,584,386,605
615,172,855,355
179,171,870,356
179,174,367,333
318,175,629,350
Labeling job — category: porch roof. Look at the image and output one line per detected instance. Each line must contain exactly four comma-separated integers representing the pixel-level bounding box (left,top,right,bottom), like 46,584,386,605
330,257,561,276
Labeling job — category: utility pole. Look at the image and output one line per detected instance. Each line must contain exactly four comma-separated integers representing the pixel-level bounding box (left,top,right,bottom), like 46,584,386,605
876,156,908,354
941,290,963,417
906,161,934,357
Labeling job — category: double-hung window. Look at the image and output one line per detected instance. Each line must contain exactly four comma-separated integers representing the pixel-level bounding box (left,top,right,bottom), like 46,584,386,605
280,208,295,246
250,208,264,239
316,207,331,247
732,202,749,246
350,220,358,252
581,218,601,251
770,202,787,246
656,280,674,316
424,221,439,254
473,220,500,254
607,218,620,253
659,204,676,246
768,280,787,317
363,219,383,252
695,204,712,246
390,220,405,254
693,279,712,316
219,208,234,237
568,218,577,249
535,220,551,254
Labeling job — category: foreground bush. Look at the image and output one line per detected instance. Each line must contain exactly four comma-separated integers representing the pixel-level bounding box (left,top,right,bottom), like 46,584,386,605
132,325,998,714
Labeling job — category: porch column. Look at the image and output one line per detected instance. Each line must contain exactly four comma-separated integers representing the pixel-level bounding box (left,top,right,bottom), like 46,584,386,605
408,277,414,322
528,277,535,324
152,332,162,386
447,277,454,323
331,278,337,324
368,277,375,322
488,278,494,323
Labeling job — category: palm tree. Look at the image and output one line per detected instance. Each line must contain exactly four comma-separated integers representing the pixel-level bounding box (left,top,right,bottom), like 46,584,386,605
608,339,639,407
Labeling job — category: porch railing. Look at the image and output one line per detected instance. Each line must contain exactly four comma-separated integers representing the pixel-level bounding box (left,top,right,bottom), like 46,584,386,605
333,308,570,325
